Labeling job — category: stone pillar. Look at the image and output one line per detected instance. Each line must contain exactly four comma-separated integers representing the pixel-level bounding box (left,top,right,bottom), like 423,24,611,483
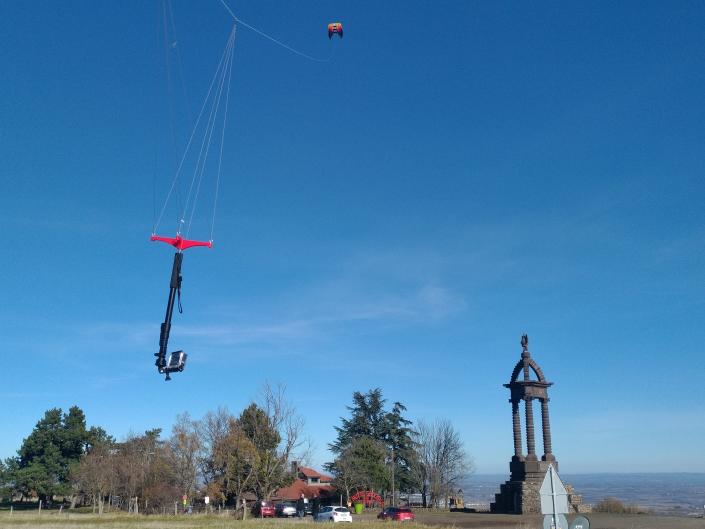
524,398,536,460
512,400,522,458
541,398,553,459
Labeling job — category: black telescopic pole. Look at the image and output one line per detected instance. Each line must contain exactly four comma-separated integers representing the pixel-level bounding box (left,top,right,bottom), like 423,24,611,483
155,252,183,378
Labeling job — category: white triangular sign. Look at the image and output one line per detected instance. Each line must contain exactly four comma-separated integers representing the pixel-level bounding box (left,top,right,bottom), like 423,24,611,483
540,464,569,515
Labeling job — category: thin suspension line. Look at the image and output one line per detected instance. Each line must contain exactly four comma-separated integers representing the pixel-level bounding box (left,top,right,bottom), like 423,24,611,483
153,28,234,235
181,34,230,225
182,25,235,233
217,0,332,63
210,25,235,243
184,26,236,237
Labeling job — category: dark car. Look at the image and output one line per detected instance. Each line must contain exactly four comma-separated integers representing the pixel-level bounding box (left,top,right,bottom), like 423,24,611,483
378,507,415,522
252,500,276,517
276,502,297,517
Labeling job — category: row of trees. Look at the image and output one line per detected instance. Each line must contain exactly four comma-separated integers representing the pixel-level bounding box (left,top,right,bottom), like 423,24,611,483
1,386,471,513
328,388,472,508
1,384,307,514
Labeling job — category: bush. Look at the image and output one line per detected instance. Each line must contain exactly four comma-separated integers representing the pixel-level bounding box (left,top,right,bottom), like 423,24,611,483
594,497,648,514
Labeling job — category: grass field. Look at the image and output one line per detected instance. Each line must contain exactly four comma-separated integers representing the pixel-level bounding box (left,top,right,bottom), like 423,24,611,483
1,513,323,529
0,513,409,529
0,509,702,529
0,511,517,529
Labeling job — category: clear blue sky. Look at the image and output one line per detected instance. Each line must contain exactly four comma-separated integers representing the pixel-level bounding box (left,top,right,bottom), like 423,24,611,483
2,0,704,474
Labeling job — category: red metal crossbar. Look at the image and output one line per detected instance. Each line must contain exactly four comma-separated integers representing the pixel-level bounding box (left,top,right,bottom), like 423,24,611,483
151,234,212,251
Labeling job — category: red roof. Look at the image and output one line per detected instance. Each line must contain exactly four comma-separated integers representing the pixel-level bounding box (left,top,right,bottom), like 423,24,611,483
299,466,333,482
273,479,335,501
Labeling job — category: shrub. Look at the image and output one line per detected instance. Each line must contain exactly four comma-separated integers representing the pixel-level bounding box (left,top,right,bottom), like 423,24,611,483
594,497,648,514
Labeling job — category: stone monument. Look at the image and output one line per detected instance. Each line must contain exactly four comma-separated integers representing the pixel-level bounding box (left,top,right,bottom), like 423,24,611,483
491,335,584,514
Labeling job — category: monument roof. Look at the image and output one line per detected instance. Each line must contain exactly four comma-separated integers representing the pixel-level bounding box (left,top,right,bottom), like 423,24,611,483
507,334,553,387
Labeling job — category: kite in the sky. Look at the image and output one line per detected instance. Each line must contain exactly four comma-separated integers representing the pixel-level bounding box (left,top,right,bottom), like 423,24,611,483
328,22,343,39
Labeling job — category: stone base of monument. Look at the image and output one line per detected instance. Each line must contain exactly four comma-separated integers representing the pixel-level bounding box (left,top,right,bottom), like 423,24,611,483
491,460,584,514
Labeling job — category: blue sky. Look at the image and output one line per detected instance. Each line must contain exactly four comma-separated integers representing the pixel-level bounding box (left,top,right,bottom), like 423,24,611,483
2,0,704,474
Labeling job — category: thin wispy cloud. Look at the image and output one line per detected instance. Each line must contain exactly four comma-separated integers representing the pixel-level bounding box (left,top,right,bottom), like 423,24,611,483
73,281,466,351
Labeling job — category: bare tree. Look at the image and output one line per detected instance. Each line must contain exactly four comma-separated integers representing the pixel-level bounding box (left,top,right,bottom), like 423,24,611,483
71,445,115,514
196,406,233,505
252,382,308,499
214,419,259,516
413,419,472,508
170,413,201,497
111,429,178,514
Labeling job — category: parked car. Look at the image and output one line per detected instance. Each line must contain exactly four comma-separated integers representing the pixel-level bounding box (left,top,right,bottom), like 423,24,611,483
316,506,353,523
276,502,297,517
378,507,415,522
252,500,276,517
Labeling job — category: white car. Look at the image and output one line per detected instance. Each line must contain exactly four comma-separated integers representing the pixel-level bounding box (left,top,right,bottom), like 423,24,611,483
316,506,353,523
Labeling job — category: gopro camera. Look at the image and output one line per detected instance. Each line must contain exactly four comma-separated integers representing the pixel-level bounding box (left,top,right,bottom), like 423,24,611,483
163,350,187,380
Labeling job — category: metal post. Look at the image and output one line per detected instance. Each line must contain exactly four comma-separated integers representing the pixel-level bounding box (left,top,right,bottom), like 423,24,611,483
155,252,183,378
549,467,557,529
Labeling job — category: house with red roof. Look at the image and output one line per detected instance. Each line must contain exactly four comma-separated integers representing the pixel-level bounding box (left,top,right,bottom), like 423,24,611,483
272,462,337,501
298,466,333,486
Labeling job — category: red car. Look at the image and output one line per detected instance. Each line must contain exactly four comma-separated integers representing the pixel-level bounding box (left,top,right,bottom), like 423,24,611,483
252,500,276,517
378,507,415,522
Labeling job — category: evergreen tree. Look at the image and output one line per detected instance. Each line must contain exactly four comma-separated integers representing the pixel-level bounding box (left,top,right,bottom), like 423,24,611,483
384,402,419,493
0,459,16,500
330,388,388,454
329,389,419,496
16,408,66,500
12,406,104,501
238,403,294,500
239,404,280,452
62,406,88,461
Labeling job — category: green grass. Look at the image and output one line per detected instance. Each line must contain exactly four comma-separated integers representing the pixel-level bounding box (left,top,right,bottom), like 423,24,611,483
0,513,422,529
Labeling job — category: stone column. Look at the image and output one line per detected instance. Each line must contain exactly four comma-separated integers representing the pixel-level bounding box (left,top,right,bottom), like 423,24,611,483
541,398,553,459
524,398,536,459
512,400,522,458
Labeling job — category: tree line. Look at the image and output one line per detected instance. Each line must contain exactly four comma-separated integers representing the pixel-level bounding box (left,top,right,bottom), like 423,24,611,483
0,384,305,514
0,386,472,513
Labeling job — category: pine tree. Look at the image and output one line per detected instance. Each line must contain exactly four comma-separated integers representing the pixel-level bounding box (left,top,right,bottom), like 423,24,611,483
384,402,419,494
329,389,419,497
12,406,104,501
330,388,388,454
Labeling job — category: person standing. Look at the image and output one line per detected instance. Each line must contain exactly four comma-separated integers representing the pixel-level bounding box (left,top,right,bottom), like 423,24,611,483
312,495,320,519
296,493,306,518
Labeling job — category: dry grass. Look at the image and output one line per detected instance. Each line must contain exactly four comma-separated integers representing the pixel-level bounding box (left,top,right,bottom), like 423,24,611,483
1,513,391,529
0,512,536,529
7,510,701,529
